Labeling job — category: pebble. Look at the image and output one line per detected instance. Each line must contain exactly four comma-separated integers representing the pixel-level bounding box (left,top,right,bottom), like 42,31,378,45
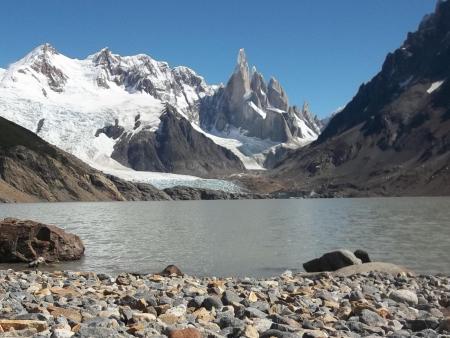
389,289,419,306
0,269,448,337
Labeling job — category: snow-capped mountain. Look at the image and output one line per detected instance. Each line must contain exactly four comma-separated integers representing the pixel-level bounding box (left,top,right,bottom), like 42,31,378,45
200,49,320,145
0,44,321,183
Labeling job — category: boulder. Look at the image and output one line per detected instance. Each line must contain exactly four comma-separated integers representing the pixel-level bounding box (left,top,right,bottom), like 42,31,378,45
0,218,84,263
0,319,48,333
332,262,412,277
160,264,183,277
303,249,362,272
354,249,371,263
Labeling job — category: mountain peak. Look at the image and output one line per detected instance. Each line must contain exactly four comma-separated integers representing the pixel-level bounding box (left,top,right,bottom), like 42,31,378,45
90,47,119,66
36,43,58,54
234,48,249,75
25,43,59,61
237,48,247,65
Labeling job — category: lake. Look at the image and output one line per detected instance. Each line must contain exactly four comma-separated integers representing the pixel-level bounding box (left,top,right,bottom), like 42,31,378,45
0,197,449,276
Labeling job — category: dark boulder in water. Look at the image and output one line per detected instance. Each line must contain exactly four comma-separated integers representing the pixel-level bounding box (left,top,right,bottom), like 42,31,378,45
354,249,371,263
303,249,362,272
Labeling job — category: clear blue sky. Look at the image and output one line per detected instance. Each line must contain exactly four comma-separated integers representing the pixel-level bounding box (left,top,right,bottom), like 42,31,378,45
0,0,437,117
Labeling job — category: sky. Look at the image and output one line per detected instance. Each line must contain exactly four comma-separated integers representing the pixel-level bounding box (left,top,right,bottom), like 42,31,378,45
0,0,438,117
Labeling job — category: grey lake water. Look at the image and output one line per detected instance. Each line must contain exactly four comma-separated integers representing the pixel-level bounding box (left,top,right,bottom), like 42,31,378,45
0,197,449,277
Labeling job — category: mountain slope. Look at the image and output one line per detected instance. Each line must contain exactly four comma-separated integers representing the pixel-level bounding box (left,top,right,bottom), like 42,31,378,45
110,104,245,176
0,116,170,202
272,0,450,196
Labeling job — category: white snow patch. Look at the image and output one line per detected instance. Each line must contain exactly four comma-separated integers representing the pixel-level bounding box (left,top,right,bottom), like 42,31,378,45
427,80,444,94
248,102,266,118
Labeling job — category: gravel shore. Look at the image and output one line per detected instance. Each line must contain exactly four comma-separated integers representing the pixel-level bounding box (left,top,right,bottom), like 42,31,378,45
0,269,449,337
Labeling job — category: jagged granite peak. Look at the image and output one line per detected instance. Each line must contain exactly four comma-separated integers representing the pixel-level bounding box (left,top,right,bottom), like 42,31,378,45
267,77,289,111
200,49,320,144
250,68,268,108
225,48,251,114
235,48,250,75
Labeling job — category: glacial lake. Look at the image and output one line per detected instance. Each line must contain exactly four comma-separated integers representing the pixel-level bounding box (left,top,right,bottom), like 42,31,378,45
0,198,449,277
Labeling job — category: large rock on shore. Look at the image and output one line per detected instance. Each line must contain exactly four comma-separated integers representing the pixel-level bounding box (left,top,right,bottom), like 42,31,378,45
303,249,362,272
0,218,85,263
332,262,412,277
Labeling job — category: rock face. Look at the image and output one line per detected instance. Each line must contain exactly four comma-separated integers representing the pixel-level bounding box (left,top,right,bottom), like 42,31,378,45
163,186,266,200
0,116,171,202
0,218,85,263
273,1,450,196
200,49,321,143
303,250,362,272
110,104,245,177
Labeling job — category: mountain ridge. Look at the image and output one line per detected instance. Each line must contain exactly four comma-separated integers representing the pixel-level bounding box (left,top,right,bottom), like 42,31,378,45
0,45,321,183
0,115,171,202
269,0,450,197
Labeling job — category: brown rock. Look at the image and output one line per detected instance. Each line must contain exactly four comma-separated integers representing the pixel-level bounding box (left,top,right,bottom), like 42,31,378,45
0,319,48,332
168,328,202,338
71,324,81,333
50,287,81,297
193,307,214,322
127,322,145,335
376,308,391,319
158,313,180,325
0,218,85,263
161,265,183,276
47,305,82,323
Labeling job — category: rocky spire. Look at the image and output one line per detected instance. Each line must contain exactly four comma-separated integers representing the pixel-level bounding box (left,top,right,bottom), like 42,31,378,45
225,48,251,113
250,67,268,108
267,77,289,111
302,101,310,115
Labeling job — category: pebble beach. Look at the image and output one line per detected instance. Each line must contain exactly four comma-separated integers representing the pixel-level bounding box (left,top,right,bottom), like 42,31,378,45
0,269,449,338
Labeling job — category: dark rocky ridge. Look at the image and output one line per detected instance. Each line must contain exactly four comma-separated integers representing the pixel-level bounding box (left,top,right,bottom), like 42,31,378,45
163,186,268,200
0,116,171,202
271,0,450,197
108,105,246,177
